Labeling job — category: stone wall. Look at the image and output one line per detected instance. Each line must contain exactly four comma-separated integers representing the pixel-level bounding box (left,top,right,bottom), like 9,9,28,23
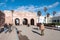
4,10,37,25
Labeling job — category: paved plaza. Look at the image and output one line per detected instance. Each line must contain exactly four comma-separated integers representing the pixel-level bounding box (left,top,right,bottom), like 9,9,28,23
16,25,60,40
0,27,19,40
0,25,60,40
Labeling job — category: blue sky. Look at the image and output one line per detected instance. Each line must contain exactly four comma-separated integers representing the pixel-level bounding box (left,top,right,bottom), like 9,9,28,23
0,0,60,16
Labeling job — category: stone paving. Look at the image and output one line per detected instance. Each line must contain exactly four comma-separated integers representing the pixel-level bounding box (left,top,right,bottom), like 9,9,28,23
0,25,60,40
0,27,19,40
16,25,60,40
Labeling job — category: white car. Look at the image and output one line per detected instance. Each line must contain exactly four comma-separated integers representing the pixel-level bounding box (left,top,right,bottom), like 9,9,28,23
55,25,60,29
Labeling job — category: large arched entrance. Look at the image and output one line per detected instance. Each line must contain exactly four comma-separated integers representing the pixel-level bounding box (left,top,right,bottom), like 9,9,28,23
30,19,34,25
15,18,20,25
23,18,28,25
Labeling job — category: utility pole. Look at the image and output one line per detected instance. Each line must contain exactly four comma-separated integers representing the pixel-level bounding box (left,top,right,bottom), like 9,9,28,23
11,10,14,25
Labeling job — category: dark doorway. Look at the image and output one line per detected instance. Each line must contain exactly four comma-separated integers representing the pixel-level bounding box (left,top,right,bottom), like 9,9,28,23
23,18,28,25
15,18,20,25
30,19,34,25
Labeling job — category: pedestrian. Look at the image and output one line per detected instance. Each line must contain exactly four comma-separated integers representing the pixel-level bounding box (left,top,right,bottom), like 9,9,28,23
27,24,30,27
4,23,8,30
4,23,9,33
39,23,45,36
8,23,12,32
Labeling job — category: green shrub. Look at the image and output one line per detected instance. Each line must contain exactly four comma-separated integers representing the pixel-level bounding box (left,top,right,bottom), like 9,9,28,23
44,23,60,26
54,23,60,25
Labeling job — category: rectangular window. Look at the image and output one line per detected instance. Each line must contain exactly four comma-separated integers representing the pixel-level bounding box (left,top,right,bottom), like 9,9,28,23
52,20,56,22
57,20,59,23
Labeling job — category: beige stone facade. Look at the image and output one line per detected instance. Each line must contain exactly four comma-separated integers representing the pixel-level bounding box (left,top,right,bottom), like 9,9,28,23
4,10,37,25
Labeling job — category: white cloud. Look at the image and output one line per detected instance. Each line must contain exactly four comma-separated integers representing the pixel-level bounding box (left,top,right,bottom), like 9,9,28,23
11,0,15,2
0,3,5,6
15,5,42,12
15,2,60,12
55,12,60,16
5,0,8,2
48,2,60,8
0,2,7,8
5,0,15,2
0,3,5,5
15,5,37,12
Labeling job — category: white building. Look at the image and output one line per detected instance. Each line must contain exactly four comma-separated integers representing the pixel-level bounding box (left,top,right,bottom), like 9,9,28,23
37,16,45,23
38,15,60,24
51,16,60,23
45,16,60,23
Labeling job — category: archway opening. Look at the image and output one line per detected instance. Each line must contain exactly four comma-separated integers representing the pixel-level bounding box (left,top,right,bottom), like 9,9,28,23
15,18,20,25
23,18,28,25
30,19,34,25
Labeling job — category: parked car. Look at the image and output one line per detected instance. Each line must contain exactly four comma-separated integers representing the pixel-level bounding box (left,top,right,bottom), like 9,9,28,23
55,25,60,30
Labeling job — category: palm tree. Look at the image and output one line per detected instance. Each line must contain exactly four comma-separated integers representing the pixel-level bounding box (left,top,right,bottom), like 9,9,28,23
53,11,56,16
37,11,41,23
11,10,14,25
46,13,50,17
44,7,47,12
37,11,41,16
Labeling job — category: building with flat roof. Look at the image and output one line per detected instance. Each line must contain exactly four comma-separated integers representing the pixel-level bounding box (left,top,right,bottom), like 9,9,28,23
4,10,37,25
0,10,60,26
50,16,60,23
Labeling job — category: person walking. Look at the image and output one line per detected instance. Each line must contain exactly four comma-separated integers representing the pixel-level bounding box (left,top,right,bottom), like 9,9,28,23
39,23,45,36
27,24,30,27
8,24,12,32
4,23,9,33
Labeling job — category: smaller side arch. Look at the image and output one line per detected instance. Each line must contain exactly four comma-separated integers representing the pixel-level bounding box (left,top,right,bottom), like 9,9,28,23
30,18,34,25
15,18,20,25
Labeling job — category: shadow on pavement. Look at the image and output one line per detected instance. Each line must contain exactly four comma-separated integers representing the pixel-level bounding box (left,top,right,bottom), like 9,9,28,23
32,30,41,36
33,28,39,30
18,31,29,40
45,27,60,31
0,28,4,33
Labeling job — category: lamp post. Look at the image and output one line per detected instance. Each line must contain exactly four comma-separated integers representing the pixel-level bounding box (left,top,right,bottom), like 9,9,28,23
11,10,14,25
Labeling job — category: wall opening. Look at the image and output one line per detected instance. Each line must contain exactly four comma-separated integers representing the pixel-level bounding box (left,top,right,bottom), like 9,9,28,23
23,18,28,25
30,19,34,25
15,18,20,25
